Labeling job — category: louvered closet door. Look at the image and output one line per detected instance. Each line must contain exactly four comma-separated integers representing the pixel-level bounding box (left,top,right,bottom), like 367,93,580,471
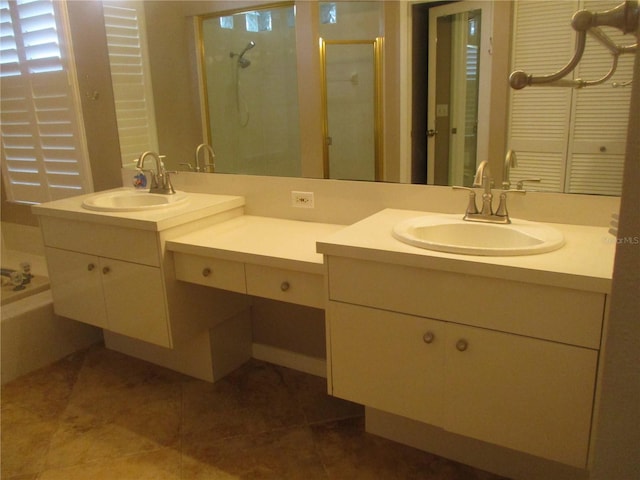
569,0,633,195
508,0,631,195
508,0,575,192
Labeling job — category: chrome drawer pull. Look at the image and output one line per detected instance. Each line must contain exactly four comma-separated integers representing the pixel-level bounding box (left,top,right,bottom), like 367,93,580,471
102,266,110,275
456,339,469,352
87,263,96,271
202,267,212,277
423,331,435,344
280,281,290,292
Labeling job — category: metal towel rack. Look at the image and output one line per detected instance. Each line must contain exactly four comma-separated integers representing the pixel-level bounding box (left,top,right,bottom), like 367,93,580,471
510,0,639,89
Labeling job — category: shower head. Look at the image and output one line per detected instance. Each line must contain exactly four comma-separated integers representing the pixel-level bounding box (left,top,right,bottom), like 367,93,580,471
239,41,256,57
237,57,251,68
230,41,256,68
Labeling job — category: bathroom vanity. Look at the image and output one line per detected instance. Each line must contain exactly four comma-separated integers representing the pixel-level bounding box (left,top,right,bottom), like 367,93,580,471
317,208,614,471
32,188,251,380
33,187,616,477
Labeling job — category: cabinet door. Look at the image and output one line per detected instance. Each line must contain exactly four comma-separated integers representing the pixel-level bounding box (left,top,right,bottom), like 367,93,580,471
443,323,597,468
45,247,108,328
100,258,171,348
328,302,445,426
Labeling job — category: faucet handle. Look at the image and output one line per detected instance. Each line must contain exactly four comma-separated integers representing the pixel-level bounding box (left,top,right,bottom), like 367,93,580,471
179,163,194,171
516,178,541,190
452,186,479,215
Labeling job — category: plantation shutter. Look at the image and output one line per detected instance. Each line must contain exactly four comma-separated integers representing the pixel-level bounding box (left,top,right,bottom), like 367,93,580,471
102,1,157,166
508,0,631,195
0,0,92,204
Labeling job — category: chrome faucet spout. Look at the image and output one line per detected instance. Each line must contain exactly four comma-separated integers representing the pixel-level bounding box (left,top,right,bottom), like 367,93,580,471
195,143,216,173
472,161,493,215
502,150,518,190
136,151,176,194
473,160,492,195
137,151,162,176
454,159,525,224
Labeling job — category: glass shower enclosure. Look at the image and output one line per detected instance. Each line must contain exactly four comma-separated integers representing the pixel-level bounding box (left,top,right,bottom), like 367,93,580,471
199,4,301,177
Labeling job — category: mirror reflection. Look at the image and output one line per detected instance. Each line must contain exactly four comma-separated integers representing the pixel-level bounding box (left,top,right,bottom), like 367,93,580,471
201,4,302,177
103,0,632,196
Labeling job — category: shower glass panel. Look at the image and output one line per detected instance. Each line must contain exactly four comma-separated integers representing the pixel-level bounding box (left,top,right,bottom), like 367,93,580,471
323,42,377,181
200,5,300,176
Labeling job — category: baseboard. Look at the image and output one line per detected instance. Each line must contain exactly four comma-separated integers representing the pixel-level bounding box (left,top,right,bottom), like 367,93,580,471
252,342,326,378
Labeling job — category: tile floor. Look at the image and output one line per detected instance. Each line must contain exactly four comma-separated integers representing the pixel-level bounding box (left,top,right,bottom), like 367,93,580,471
1,344,508,479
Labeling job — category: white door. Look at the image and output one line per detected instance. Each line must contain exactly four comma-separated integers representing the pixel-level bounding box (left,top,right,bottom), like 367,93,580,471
427,1,492,186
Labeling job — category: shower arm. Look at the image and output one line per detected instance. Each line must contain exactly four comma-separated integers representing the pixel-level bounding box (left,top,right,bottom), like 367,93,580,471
509,0,639,90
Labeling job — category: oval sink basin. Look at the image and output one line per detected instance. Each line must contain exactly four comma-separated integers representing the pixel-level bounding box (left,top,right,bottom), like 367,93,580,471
82,190,188,212
392,214,565,256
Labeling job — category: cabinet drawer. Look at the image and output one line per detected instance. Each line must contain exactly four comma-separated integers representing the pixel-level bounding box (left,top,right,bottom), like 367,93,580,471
173,252,246,294
246,264,324,308
39,216,159,266
328,256,604,349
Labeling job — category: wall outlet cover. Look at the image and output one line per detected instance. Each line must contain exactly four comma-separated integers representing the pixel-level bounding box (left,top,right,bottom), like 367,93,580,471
291,191,315,208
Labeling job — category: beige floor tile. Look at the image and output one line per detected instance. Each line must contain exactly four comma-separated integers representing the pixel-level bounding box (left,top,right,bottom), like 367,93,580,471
311,417,507,480
279,366,364,424
1,345,512,480
182,426,328,480
38,447,181,480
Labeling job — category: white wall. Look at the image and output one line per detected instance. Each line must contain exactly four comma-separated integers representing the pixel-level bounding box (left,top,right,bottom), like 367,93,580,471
590,45,640,480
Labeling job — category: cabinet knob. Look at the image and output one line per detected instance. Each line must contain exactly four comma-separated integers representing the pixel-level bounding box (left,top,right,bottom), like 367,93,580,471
202,267,212,277
87,263,96,271
456,339,468,352
280,281,290,292
102,266,110,275
422,331,435,344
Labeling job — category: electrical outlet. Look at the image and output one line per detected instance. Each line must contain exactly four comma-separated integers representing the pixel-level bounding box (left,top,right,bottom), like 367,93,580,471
291,191,314,208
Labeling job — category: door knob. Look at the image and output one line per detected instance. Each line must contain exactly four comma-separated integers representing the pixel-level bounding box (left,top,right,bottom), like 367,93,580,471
427,129,438,137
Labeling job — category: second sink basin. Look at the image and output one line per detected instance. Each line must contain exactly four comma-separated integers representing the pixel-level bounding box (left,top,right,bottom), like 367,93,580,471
82,189,189,212
392,214,565,256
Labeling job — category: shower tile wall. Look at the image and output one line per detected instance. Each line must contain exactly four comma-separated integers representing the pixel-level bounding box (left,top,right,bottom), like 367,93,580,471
203,6,301,177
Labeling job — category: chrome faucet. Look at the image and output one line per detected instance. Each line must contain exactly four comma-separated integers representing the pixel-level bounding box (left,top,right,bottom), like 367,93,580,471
473,160,494,216
502,150,517,190
136,151,176,194
195,143,216,173
453,157,526,224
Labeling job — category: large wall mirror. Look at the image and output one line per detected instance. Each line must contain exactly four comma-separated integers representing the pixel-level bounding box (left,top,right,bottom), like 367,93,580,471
104,0,633,196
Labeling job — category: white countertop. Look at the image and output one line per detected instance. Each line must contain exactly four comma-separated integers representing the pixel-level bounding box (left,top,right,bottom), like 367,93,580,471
317,209,615,293
31,188,245,232
166,215,344,274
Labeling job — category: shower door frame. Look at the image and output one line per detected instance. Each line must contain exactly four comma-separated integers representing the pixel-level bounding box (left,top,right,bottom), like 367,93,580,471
319,37,384,181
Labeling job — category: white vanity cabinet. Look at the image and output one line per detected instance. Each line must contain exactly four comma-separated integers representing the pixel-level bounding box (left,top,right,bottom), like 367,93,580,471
325,255,605,468
40,217,171,347
45,248,168,345
167,216,343,310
